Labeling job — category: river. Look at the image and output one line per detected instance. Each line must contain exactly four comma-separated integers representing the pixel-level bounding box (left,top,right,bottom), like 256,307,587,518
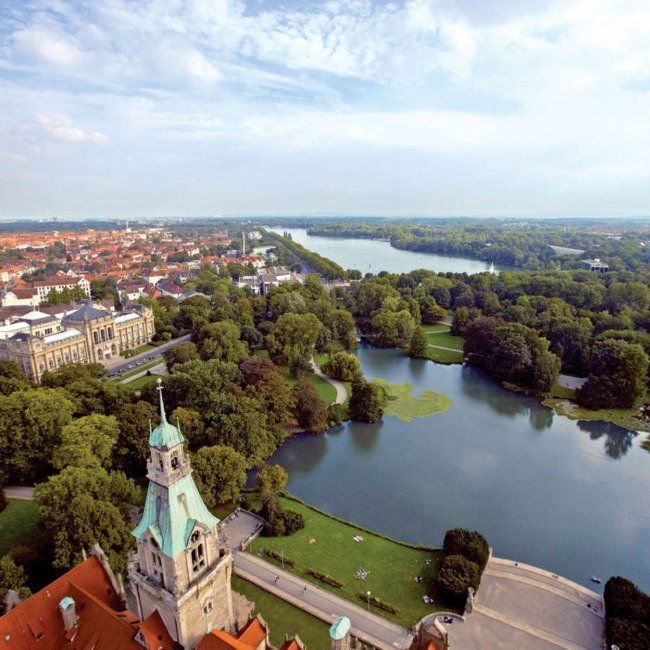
269,227,504,275
257,228,650,592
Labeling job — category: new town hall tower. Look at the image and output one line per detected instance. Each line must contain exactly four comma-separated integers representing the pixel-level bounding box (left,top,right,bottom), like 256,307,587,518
129,378,235,648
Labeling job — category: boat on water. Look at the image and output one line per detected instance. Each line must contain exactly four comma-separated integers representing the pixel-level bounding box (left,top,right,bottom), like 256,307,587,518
489,262,495,273
590,576,602,584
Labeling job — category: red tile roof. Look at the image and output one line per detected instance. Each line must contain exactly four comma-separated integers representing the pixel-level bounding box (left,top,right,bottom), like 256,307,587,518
196,617,267,650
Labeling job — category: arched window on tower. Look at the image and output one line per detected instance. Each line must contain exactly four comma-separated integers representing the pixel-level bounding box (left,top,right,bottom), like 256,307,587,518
190,530,205,574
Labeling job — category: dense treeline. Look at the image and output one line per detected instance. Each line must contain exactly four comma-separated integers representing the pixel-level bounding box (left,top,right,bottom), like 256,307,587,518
604,577,650,649
307,221,650,271
338,266,650,409
263,229,348,280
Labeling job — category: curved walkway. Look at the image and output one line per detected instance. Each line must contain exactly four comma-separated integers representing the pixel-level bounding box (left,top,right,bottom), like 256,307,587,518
310,359,347,405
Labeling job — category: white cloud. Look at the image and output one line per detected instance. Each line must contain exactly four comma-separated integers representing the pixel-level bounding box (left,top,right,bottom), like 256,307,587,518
13,27,84,67
36,115,110,145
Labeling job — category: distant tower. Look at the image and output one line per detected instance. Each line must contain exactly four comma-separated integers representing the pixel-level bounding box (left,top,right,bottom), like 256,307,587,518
129,378,234,649
329,616,351,650
242,231,246,256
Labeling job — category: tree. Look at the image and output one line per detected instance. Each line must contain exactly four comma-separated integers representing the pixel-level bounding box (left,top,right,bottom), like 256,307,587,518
0,556,31,604
255,464,288,496
577,340,649,409
240,359,296,427
436,555,480,609
349,375,384,423
164,342,199,371
267,313,323,364
53,414,120,470
35,466,138,574
170,406,206,449
197,321,248,363
322,351,361,381
0,360,31,396
409,326,429,359
114,401,158,476
0,388,74,481
292,377,328,433
191,446,247,507
419,295,447,324
370,310,415,347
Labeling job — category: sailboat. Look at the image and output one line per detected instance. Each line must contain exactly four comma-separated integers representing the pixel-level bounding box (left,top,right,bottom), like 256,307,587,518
489,262,495,274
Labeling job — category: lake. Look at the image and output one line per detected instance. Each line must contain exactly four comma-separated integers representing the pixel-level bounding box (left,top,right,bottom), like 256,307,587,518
257,348,650,593
269,227,504,275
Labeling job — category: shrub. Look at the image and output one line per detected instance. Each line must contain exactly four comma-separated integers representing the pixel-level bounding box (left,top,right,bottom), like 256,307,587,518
307,569,344,589
259,494,305,537
443,528,489,572
290,355,313,378
322,352,360,381
264,549,295,568
282,509,305,535
327,403,346,426
436,555,480,609
604,576,650,649
357,592,398,614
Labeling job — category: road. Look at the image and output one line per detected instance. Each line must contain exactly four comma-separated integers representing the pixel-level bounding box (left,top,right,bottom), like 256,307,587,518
3,486,35,500
106,333,192,375
234,552,414,650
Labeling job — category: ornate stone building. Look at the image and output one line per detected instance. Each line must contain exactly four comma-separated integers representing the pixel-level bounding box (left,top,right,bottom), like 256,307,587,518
129,379,235,648
0,301,154,381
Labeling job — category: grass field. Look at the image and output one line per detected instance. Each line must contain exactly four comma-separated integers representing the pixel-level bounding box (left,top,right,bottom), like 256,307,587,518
232,576,329,648
425,331,464,351
422,324,452,334
248,497,443,627
426,347,463,364
0,499,40,557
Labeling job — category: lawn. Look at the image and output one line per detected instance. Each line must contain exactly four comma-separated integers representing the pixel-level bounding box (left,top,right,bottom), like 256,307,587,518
232,576,329,648
127,343,157,356
0,499,40,557
425,331,464,351
248,497,444,627
422,324,451,334
542,397,650,433
426,347,463,364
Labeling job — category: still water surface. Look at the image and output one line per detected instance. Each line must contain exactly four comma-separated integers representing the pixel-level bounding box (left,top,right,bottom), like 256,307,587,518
260,346,650,592
270,227,504,275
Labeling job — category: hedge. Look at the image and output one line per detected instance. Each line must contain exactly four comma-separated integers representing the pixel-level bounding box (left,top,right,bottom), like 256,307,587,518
357,592,398,615
443,529,489,572
307,569,344,589
264,549,296,568
436,554,480,610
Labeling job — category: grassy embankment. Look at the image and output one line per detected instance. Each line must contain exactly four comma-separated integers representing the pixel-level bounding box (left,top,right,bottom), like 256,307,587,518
246,497,443,628
422,325,464,365
544,385,650,434
232,576,329,648
254,350,343,407
0,499,40,557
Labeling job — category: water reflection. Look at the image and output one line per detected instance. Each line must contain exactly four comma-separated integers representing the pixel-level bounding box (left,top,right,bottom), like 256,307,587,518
529,406,554,432
276,432,328,474
577,420,639,460
460,366,533,417
348,420,383,453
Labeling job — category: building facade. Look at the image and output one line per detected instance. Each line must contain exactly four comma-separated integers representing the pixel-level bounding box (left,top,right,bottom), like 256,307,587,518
0,301,154,381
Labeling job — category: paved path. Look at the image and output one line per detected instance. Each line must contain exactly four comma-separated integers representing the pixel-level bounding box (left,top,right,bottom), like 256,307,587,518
427,343,464,353
235,552,413,650
3,486,35,500
445,557,604,650
310,360,347,405
558,374,588,390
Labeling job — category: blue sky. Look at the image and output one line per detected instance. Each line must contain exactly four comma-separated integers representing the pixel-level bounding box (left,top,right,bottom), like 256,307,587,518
1,0,649,218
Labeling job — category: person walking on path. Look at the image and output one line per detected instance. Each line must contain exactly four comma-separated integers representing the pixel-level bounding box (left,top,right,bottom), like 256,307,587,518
274,575,280,585
302,585,308,596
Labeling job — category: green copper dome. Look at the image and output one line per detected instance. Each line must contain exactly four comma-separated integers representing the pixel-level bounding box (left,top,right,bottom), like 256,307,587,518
149,376,184,449
329,617,351,640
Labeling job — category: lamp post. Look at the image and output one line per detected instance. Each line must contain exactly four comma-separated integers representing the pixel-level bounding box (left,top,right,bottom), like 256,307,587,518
366,591,371,612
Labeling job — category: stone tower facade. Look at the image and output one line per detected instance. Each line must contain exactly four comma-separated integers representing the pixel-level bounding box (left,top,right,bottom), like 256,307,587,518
128,378,234,649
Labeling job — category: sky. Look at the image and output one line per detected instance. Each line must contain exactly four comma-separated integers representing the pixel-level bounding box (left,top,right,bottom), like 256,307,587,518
0,0,649,219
